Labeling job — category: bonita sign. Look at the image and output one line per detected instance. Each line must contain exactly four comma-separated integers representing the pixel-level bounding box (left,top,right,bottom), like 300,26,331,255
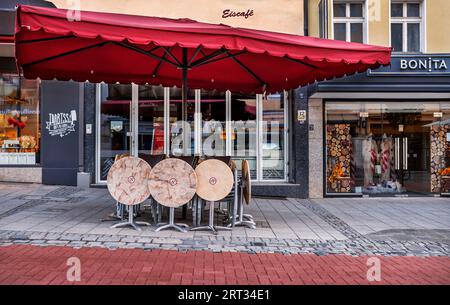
400,58,448,72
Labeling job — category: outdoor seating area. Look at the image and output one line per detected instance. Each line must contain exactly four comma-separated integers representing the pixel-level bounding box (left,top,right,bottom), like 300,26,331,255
103,154,256,234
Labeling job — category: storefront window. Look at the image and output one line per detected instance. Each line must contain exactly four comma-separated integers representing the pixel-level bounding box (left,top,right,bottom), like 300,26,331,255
138,85,165,156
230,93,257,179
97,85,288,182
0,74,40,165
99,84,131,180
200,90,226,157
169,87,196,156
325,101,450,195
262,93,286,180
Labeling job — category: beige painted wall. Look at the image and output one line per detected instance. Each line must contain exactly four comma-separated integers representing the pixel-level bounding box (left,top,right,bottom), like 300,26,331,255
308,0,450,52
427,0,450,53
51,0,304,35
367,0,389,46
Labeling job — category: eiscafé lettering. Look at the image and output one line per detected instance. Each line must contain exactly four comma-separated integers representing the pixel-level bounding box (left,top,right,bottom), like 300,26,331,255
400,58,448,72
222,9,254,19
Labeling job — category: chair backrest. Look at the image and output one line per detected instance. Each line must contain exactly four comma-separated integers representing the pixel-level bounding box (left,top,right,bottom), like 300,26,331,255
114,152,129,162
138,153,165,168
170,155,198,168
204,155,231,166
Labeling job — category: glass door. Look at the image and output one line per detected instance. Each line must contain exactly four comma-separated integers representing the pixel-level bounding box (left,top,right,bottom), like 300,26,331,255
98,83,132,181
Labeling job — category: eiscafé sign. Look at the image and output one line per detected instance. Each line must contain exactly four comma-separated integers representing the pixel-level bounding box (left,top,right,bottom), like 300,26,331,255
222,9,254,19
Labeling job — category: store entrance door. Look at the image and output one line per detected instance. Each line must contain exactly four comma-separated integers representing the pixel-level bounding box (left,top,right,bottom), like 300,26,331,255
376,111,432,196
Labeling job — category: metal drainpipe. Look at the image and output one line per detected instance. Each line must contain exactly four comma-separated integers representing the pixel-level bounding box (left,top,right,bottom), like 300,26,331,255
304,0,309,36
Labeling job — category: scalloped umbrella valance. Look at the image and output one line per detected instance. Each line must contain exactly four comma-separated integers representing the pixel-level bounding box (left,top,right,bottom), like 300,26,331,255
14,5,391,94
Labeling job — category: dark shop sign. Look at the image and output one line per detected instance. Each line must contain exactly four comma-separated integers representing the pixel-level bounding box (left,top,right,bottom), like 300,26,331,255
368,54,450,76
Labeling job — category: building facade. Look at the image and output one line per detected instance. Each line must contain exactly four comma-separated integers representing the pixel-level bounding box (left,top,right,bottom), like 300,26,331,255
307,0,450,197
0,0,449,198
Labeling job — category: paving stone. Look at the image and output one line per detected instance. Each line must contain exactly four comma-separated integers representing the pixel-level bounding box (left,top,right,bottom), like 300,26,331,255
61,234,83,241
152,238,183,244
81,235,99,242
97,236,121,242
136,237,153,243
86,242,104,248
46,240,69,245
103,242,123,249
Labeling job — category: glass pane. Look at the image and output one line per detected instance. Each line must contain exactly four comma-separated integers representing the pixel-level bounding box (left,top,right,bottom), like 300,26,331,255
99,84,131,180
201,89,226,157
436,102,450,193
350,23,363,43
350,3,363,17
407,23,420,52
169,87,195,156
334,23,346,41
230,93,257,179
262,93,285,180
137,85,165,157
391,23,403,52
0,74,40,165
407,3,420,17
333,3,346,17
391,3,403,17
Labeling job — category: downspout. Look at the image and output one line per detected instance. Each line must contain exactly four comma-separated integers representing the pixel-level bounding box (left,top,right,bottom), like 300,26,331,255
304,0,309,36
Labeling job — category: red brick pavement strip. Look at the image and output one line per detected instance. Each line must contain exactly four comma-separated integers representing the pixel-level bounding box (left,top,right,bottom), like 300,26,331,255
0,245,449,285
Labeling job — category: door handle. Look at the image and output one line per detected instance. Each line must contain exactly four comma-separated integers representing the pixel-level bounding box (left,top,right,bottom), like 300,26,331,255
395,137,400,170
403,137,408,170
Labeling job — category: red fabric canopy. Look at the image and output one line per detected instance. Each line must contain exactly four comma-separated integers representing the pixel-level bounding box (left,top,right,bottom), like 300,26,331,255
15,5,391,93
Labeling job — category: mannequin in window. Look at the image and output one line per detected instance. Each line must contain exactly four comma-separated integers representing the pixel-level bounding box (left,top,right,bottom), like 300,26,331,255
381,133,393,182
362,133,378,186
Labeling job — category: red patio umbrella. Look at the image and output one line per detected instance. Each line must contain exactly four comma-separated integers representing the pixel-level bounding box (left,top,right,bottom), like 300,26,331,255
14,5,391,95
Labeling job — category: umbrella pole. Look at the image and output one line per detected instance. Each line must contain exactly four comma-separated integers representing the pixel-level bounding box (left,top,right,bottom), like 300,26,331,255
182,48,189,155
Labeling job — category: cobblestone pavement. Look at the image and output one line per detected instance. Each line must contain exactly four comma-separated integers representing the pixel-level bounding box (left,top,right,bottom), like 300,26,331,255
0,183,449,257
0,244,449,285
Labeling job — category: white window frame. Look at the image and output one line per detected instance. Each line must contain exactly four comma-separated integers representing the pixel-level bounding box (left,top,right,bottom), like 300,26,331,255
389,0,426,53
331,0,368,43
95,85,289,183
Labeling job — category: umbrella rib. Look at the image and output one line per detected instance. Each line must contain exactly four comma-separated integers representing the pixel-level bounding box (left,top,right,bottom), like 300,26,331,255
188,46,203,66
162,47,182,66
189,48,226,68
225,51,266,88
284,56,318,70
114,42,179,68
193,50,247,68
21,41,110,68
152,46,172,77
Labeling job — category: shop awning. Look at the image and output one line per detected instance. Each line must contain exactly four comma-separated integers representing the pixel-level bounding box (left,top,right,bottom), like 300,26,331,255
14,5,391,93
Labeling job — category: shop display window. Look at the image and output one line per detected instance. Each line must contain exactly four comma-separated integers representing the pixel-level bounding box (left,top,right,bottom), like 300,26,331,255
325,101,450,195
0,74,40,165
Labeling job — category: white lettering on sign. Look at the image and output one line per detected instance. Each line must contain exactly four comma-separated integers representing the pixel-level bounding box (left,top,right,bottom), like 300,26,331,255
400,58,448,72
46,110,77,137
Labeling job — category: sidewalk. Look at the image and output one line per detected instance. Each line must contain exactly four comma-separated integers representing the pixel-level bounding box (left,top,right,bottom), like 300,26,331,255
0,183,449,256
0,183,449,285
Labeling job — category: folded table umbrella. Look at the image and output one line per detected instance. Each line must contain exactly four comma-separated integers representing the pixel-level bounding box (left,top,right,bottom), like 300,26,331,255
14,4,391,96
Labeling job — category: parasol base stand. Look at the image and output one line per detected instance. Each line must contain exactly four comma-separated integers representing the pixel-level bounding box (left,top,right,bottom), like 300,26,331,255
155,207,189,233
191,201,232,234
110,205,150,231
